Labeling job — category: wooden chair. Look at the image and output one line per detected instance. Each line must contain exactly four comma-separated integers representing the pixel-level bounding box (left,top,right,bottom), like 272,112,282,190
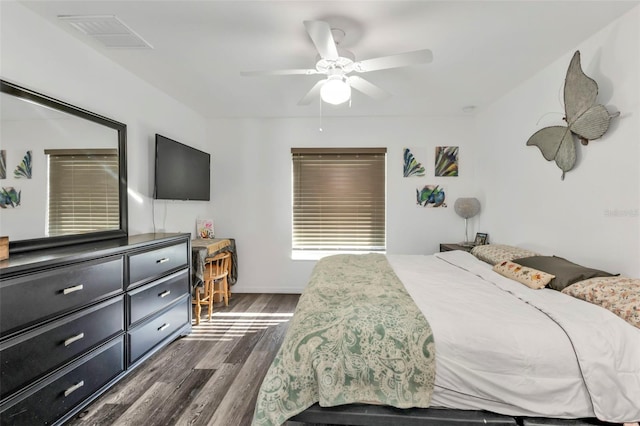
205,251,231,308
192,277,214,326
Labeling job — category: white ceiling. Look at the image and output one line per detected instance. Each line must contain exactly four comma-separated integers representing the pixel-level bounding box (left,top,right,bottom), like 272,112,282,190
19,1,638,119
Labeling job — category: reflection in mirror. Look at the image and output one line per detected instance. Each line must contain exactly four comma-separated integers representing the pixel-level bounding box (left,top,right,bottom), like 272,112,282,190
0,80,127,253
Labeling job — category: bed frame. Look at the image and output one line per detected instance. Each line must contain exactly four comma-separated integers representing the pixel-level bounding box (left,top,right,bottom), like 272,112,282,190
288,403,615,426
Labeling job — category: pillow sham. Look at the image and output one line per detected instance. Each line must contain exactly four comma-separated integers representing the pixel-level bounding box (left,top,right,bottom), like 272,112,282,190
562,276,640,329
512,255,615,291
470,244,540,266
493,260,555,289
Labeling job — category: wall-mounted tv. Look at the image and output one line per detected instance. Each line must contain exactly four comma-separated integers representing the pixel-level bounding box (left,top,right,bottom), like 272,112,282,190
154,134,210,201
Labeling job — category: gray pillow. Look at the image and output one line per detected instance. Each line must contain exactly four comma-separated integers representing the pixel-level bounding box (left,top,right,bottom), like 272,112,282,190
512,255,616,291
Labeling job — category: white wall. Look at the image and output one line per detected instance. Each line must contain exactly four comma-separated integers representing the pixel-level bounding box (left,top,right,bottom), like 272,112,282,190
474,6,640,277
0,2,479,294
5,1,635,294
209,116,478,293
0,2,212,239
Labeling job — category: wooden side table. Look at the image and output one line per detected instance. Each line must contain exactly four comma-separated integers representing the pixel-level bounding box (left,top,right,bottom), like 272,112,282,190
440,243,474,253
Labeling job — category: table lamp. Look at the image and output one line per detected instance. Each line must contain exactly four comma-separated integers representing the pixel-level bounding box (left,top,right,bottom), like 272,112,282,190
454,197,481,246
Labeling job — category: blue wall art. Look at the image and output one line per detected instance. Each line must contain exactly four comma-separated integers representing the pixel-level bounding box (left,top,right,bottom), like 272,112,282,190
403,147,426,177
14,150,32,179
416,185,446,208
0,150,6,179
0,187,21,208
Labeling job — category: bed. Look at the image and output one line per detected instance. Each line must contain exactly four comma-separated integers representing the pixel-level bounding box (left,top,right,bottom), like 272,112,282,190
252,246,640,426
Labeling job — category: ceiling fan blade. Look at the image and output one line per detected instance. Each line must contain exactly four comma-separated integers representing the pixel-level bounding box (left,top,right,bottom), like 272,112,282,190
354,49,433,73
348,76,390,100
304,20,338,60
298,80,325,105
241,68,318,76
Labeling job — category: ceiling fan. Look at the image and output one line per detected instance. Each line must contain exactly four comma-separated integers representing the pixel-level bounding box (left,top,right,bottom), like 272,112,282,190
240,20,433,106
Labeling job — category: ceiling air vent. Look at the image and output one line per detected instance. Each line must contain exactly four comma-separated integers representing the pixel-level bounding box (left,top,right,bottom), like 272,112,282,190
58,15,153,49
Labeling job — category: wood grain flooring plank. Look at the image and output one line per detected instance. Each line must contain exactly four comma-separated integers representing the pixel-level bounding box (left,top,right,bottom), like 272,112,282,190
192,329,245,370
62,294,300,426
206,317,292,425
173,363,242,426
111,381,176,425
224,293,297,365
237,325,296,425
278,294,301,313
262,292,287,312
225,292,261,312
194,293,277,370
67,402,131,426
145,368,216,425
223,327,267,365
94,336,210,409
243,293,277,313
204,350,274,426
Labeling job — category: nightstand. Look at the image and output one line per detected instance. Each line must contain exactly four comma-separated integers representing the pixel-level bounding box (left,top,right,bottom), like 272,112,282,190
439,243,474,253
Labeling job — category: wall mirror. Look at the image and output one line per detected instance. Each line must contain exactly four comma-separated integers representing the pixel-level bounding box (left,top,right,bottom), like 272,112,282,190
0,79,127,253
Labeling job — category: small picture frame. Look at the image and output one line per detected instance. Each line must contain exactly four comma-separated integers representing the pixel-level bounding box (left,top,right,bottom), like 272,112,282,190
196,218,215,239
474,232,488,246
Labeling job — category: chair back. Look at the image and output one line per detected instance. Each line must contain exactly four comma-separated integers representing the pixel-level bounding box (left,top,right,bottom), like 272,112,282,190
205,251,231,281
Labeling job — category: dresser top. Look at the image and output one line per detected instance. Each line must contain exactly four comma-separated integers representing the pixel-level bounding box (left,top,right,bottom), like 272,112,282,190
0,233,189,277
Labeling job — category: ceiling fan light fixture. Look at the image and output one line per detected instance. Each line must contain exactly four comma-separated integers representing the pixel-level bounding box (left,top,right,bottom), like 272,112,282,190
320,76,351,105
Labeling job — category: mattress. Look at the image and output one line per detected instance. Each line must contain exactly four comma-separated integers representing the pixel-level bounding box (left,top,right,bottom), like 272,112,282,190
388,250,640,423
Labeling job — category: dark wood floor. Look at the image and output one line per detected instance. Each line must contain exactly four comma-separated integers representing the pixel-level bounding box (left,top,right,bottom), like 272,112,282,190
66,293,301,426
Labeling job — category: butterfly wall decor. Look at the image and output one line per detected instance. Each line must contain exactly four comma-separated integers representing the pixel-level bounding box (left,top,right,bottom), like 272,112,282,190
526,50,619,180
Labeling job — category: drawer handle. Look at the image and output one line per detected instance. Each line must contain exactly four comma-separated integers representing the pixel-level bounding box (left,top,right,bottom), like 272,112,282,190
159,290,171,298
63,284,84,295
64,380,85,397
157,257,170,264
64,332,85,347
158,323,170,332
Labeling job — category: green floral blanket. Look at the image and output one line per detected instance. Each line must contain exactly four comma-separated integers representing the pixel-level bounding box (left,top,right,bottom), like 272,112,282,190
252,254,436,426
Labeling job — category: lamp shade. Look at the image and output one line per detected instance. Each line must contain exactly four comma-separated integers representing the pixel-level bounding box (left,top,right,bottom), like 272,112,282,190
321,76,351,105
454,197,481,219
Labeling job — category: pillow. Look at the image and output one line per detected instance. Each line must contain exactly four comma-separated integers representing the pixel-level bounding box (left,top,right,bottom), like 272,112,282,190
470,244,540,266
493,260,555,289
562,277,640,329
512,255,616,291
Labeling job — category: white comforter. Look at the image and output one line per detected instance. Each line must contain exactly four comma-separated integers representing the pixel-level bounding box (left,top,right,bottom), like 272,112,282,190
387,250,640,423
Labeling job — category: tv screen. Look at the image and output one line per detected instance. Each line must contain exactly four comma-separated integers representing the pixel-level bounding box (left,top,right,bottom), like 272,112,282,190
154,134,210,201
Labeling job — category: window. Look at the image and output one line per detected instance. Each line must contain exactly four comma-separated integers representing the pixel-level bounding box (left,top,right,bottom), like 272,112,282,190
46,149,119,236
292,148,386,254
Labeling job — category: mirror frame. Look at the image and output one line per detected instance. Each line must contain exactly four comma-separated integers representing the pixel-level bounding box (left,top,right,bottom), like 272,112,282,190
1,79,128,253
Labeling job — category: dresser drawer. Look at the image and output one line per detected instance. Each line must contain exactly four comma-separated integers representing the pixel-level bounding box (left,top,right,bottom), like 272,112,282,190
128,297,189,364
128,242,188,287
128,269,189,326
0,256,123,337
0,337,124,426
0,296,124,400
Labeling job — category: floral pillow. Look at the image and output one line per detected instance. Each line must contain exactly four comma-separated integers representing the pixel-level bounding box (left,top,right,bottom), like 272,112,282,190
562,277,640,329
471,244,540,266
493,260,555,289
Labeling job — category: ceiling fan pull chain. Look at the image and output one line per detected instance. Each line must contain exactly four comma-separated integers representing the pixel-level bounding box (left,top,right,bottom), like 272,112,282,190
319,97,323,132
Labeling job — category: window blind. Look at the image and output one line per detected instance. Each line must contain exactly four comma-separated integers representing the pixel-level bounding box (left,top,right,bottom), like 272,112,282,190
46,149,119,236
292,148,386,251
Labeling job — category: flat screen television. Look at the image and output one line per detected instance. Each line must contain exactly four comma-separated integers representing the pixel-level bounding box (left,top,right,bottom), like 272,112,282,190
154,134,210,201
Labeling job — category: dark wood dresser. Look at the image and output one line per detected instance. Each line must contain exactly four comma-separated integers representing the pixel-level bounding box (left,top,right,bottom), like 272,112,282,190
0,233,192,425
